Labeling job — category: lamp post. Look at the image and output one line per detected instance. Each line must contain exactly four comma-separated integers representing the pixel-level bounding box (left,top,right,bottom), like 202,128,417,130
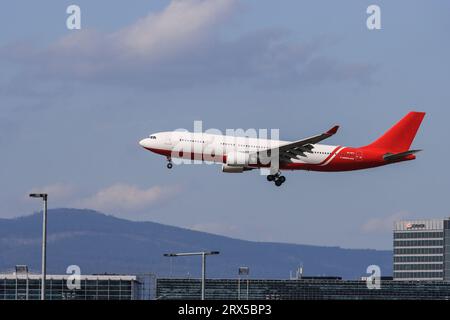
29,193,48,300
238,266,250,300
164,251,219,300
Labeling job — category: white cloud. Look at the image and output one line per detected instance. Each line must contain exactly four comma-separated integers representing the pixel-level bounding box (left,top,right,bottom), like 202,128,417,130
111,0,235,58
42,0,236,75
75,183,181,213
1,0,375,90
361,212,412,234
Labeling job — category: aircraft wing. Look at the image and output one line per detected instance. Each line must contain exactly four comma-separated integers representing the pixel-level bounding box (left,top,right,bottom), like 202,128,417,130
255,125,339,162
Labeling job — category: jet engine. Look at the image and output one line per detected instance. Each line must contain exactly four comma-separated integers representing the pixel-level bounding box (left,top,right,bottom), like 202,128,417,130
222,164,245,173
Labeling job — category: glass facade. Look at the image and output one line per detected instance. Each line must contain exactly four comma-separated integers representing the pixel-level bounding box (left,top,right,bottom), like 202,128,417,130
0,274,143,300
445,220,450,281
393,219,450,281
156,278,450,300
394,255,443,263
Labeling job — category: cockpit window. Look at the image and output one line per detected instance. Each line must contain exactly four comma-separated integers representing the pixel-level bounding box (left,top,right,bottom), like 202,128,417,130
149,135,157,139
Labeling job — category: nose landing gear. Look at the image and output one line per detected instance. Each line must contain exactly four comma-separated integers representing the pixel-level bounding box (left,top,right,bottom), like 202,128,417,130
167,157,173,169
267,172,286,186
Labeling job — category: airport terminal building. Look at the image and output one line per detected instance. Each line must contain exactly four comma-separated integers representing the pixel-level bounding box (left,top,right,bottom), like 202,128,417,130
156,278,450,300
0,266,146,300
393,218,450,281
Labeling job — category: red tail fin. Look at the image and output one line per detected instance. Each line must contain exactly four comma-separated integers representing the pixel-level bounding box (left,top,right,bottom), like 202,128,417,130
364,111,425,153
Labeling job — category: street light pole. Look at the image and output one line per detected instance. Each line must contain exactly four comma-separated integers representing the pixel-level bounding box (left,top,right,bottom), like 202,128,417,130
41,194,47,301
201,252,206,301
164,251,219,300
30,193,48,301
238,267,250,300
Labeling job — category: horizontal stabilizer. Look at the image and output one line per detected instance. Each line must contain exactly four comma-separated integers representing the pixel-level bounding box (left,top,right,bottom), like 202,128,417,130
383,149,422,162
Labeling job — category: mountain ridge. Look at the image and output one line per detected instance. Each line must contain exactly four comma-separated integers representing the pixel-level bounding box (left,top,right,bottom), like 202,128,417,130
0,208,392,279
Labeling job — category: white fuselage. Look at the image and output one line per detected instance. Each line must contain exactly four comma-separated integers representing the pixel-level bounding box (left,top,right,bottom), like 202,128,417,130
139,131,341,165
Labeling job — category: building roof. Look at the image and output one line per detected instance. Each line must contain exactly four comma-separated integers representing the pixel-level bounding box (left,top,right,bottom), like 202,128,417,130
0,273,137,281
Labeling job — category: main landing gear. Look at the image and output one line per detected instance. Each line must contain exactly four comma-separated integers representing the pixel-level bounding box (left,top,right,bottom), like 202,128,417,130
166,157,173,169
267,172,286,187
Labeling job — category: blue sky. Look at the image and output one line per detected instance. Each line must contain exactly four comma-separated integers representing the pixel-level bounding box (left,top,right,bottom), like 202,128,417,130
1,0,449,249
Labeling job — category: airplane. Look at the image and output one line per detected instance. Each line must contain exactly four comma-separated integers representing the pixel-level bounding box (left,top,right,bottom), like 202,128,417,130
139,111,425,187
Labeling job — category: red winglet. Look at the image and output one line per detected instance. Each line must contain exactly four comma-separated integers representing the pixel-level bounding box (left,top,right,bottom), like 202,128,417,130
326,125,339,135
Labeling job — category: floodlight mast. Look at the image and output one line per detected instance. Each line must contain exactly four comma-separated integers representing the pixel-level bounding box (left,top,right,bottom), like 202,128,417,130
29,193,48,301
163,251,219,300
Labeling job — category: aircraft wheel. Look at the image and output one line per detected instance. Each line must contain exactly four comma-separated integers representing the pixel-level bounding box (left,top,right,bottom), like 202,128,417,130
267,175,275,182
167,163,173,169
279,176,286,183
275,179,283,187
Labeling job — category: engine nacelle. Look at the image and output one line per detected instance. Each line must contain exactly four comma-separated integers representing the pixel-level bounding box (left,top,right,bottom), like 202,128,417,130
226,151,250,166
222,164,245,173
